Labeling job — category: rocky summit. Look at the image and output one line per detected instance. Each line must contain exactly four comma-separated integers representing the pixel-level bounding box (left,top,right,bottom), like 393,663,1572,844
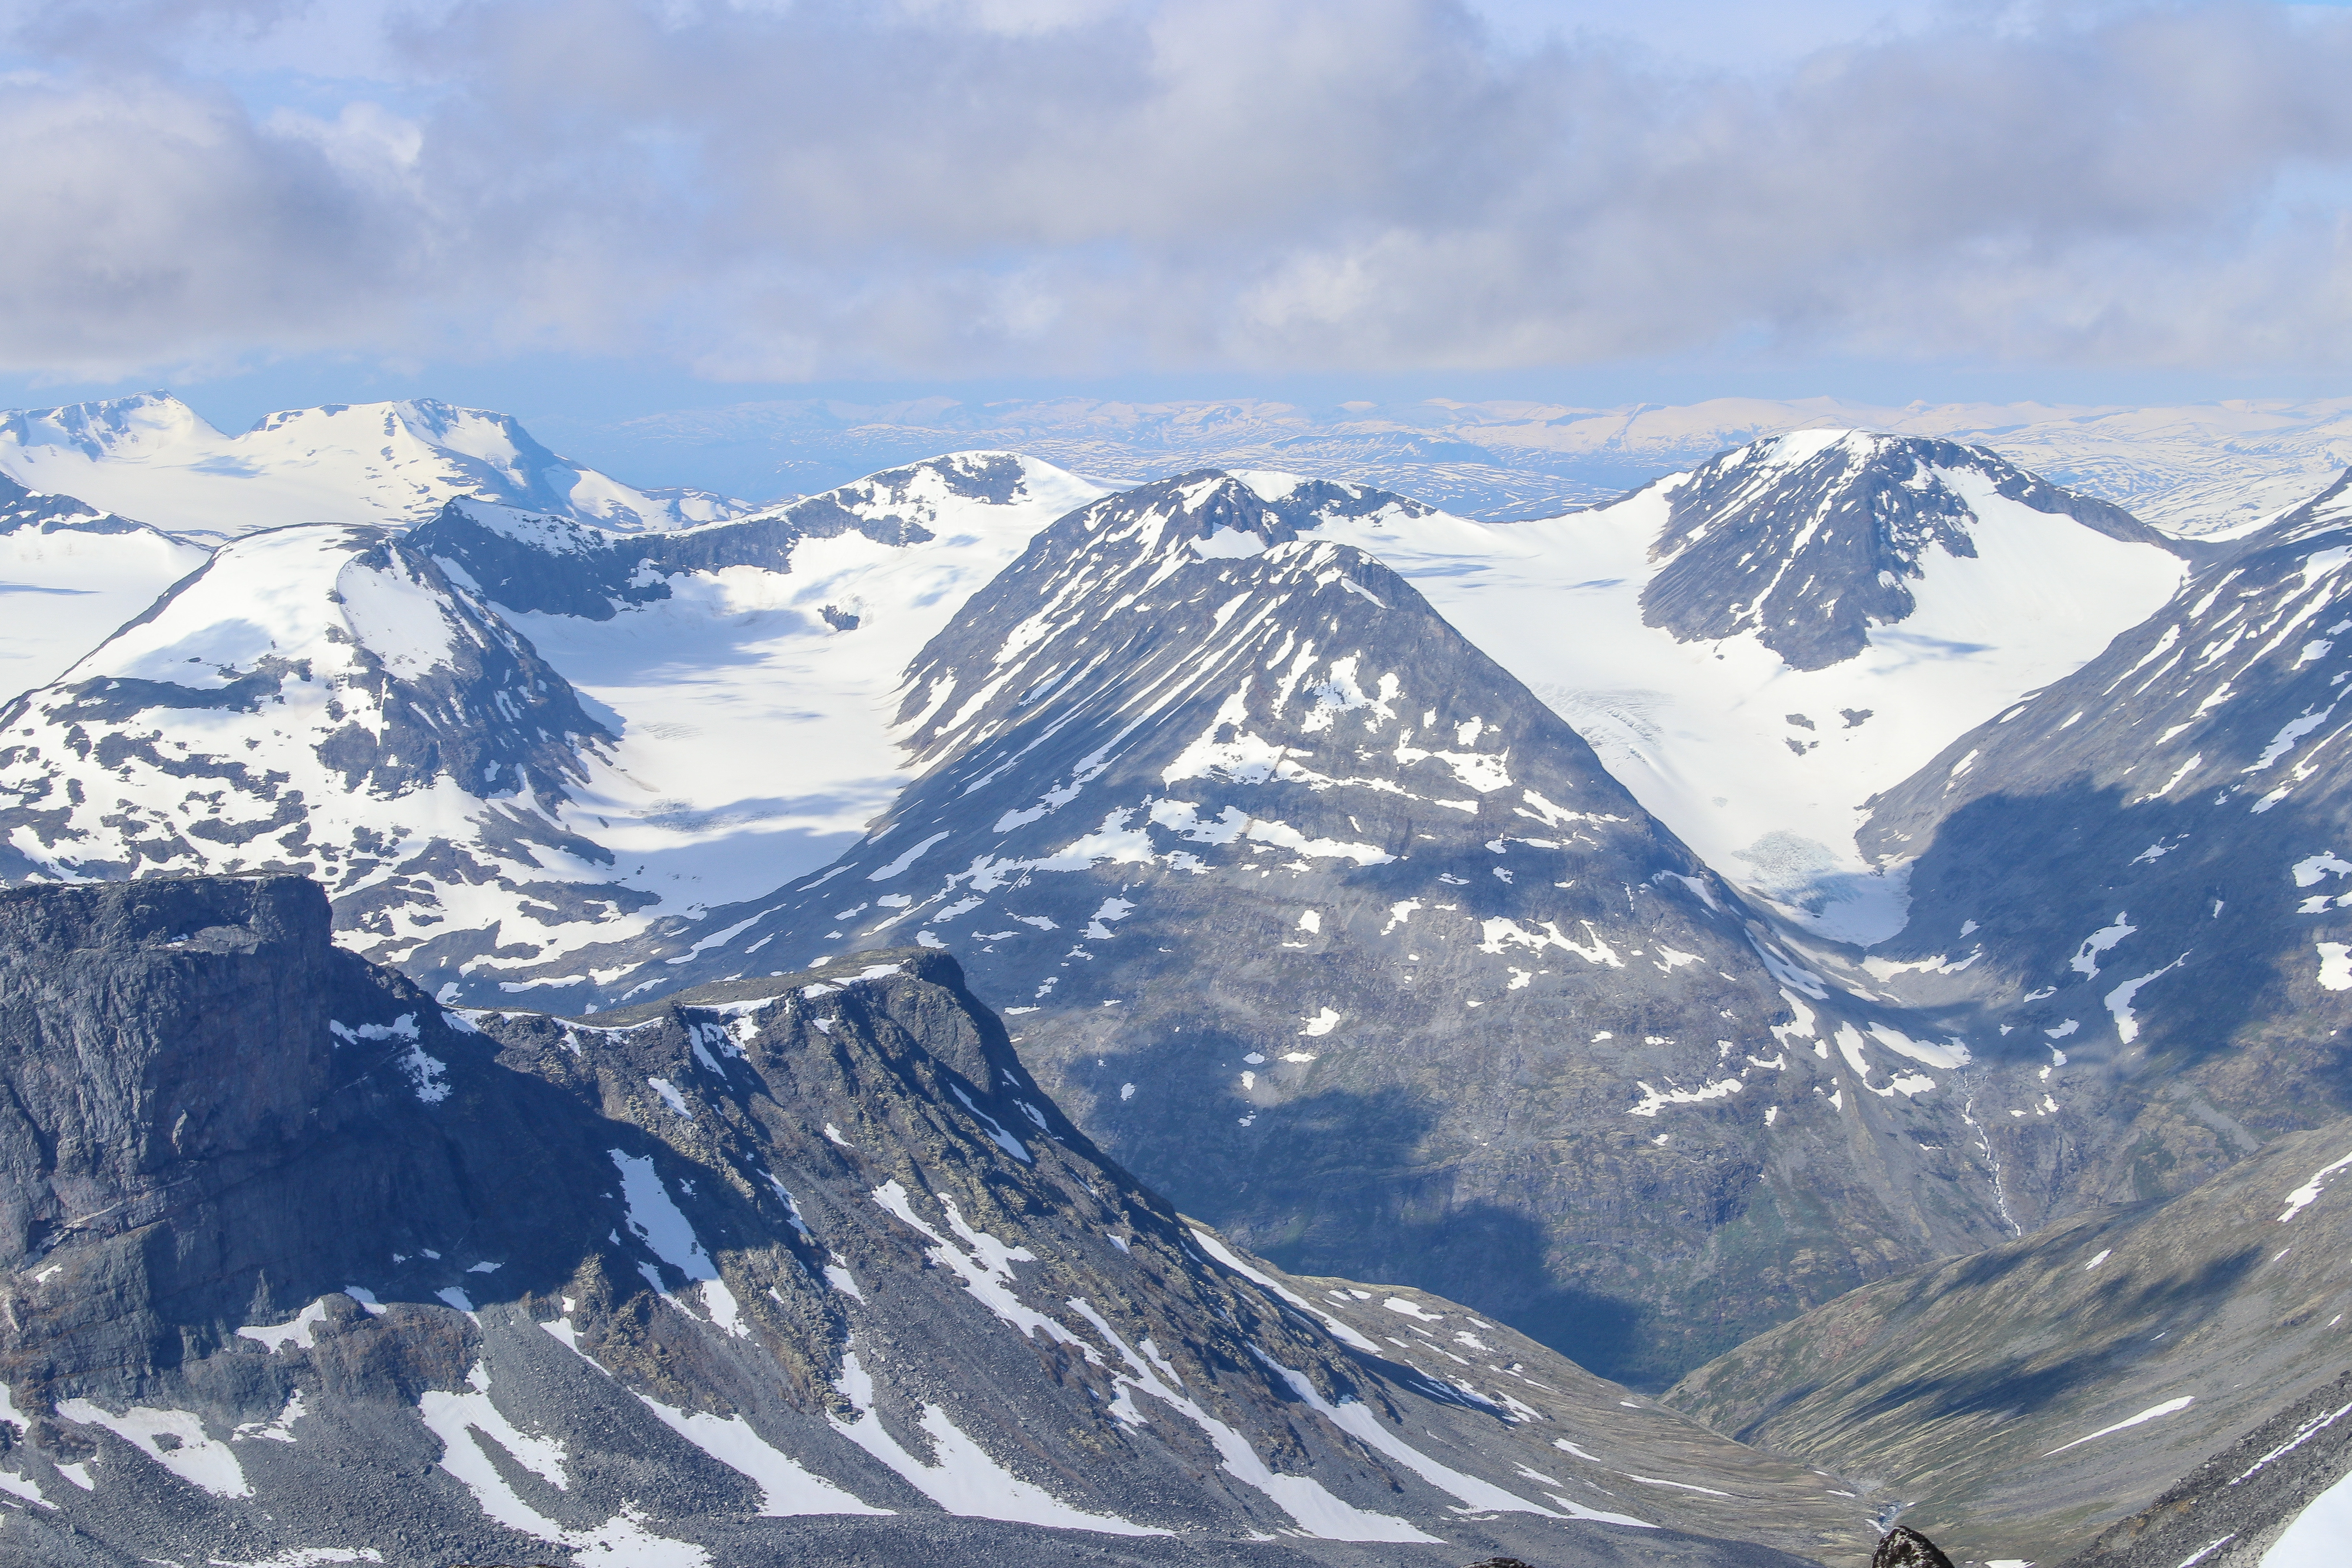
0,873,1863,1568
571,470,2045,1390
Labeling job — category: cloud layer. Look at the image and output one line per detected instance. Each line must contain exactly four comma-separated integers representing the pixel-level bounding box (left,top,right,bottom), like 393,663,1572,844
3,0,2351,380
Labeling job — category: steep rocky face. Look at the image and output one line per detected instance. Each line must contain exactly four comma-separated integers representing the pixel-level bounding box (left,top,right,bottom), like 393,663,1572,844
1665,1119,2352,1565
1632,431,2174,672
0,875,1861,1568
1845,470,2352,1213
560,471,2038,1390
0,877,340,1270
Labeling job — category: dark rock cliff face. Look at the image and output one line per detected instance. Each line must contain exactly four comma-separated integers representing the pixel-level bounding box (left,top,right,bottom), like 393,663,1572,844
0,874,1860,1568
0,876,337,1270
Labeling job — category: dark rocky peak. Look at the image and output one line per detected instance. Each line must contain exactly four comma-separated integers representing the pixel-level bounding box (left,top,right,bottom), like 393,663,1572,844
579,946,1038,1120
891,467,1442,767
0,876,1857,1566
406,497,656,620
1637,430,2173,670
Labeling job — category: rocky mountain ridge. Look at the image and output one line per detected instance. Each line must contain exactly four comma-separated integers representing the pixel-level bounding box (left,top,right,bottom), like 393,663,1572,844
4,394,2352,1563
0,873,1864,1568
1835,469,2352,1219
1309,433,2187,935
553,469,2068,1391
0,453,1105,997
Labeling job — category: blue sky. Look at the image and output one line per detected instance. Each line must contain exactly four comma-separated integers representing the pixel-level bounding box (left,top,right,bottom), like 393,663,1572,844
3,0,2351,478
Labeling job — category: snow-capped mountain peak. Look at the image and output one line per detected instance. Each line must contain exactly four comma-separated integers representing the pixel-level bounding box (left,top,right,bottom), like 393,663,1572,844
0,522,640,972
1638,430,2175,671
0,393,747,538
0,451,1111,997
1175,436,2187,941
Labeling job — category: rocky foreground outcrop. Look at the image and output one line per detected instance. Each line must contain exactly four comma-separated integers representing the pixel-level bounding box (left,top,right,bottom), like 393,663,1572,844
0,874,1864,1567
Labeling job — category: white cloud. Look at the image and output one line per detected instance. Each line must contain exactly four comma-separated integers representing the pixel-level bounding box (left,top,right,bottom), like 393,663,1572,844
1,0,2350,379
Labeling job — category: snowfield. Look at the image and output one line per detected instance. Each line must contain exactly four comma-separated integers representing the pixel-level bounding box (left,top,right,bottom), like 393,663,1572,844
1302,433,2187,941
0,393,742,538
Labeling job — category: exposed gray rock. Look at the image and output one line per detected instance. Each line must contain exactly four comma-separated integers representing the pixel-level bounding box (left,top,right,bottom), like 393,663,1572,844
2057,1365,2352,1568
554,471,2029,1390
1634,433,2173,671
0,874,1860,1568
0,474,160,542
1869,1527,1952,1568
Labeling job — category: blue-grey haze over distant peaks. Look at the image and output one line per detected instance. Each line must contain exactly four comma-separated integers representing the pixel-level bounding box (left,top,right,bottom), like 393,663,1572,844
561,391,2352,534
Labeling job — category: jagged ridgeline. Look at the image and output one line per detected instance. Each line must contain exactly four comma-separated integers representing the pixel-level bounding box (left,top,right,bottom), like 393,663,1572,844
0,874,1866,1568
584,470,2047,1391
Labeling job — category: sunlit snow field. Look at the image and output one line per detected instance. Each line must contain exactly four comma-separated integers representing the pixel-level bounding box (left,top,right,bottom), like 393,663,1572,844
522,465,1106,912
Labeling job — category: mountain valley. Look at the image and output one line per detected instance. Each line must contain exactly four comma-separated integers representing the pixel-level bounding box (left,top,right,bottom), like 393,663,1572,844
0,390,2349,1566
0,874,1869,1568
1667,1120,2352,1564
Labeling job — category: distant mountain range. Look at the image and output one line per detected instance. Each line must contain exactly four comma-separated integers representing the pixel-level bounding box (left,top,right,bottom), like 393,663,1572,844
0,393,748,537
567,391,2352,533
4,389,2352,1566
